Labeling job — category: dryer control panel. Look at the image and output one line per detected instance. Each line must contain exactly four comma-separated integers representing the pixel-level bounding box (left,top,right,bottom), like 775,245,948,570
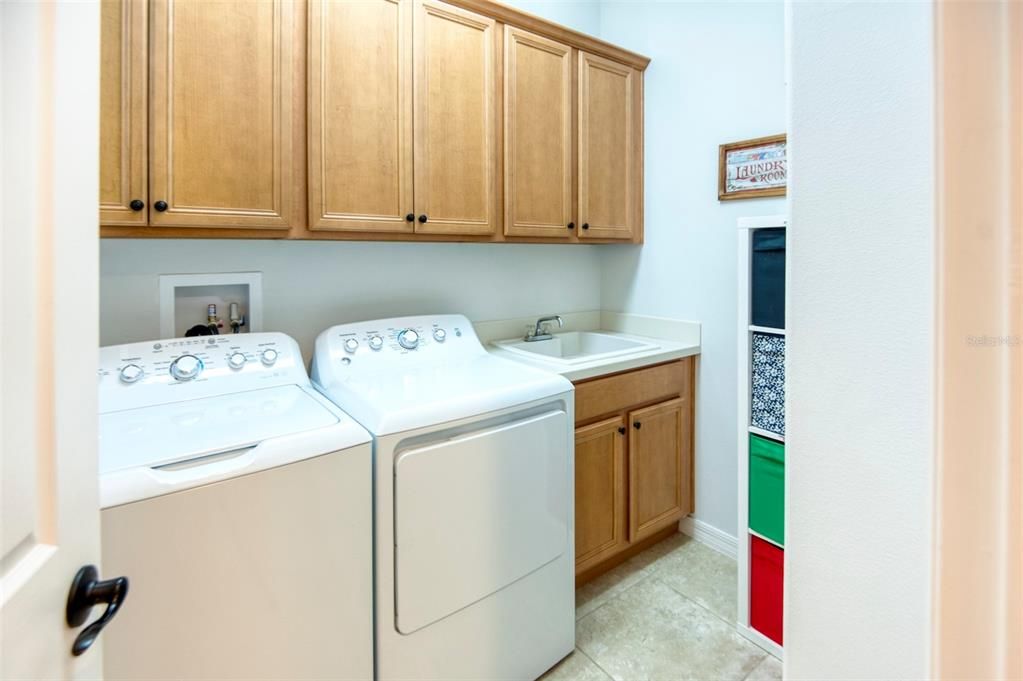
99,332,307,413
313,314,483,374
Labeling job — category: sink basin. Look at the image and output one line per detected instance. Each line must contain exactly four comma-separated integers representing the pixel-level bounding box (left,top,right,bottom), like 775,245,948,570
494,331,658,365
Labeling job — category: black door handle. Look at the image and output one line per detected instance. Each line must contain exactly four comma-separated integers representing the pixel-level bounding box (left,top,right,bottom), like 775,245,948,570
406,213,415,222
66,565,129,656
568,222,575,230
633,421,641,430
582,223,590,230
154,200,168,212
618,426,626,434
129,199,145,211
418,214,428,223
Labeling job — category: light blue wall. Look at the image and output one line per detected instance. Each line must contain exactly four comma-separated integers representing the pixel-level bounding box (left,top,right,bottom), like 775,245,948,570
598,1,787,539
510,0,600,34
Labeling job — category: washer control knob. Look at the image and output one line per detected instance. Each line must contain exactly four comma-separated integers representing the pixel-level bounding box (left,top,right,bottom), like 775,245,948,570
169,354,203,381
343,338,360,354
228,352,247,369
369,335,384,351
397,328,420,350
260,348,279,366
433,328,447,343
119,364,144,384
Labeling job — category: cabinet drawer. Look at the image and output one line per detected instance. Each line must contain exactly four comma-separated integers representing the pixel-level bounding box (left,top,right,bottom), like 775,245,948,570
575,359,690,423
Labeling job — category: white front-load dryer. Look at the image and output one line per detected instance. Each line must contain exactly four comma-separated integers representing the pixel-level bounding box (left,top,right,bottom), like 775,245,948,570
312,315,575,680
98,333,373,681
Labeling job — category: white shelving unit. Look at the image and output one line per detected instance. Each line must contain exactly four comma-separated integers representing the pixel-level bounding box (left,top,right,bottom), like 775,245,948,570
736,214,787,660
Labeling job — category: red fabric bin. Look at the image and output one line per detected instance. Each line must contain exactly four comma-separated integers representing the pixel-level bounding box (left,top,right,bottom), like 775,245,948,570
750,535,783,645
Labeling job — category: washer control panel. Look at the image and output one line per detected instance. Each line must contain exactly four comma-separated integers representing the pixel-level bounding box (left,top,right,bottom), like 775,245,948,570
99,332,307,412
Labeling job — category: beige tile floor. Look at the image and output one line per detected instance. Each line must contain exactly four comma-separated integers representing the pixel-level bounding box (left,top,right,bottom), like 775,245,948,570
542,533,782,681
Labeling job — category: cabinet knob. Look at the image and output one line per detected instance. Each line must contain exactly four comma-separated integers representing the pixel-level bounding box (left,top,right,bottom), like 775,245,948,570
633,421,641,430
129,199,145,212
582,223,590,230
567,222,575,230
406,213,415,222
154,200,168,212
618,426,626,435
418,214,428,223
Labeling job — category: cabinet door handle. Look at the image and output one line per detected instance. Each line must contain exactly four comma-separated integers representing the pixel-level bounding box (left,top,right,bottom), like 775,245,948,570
618,426,626,435
405,213,415,222
129,199,145,212
154,200,168,212
567,222,575,230
582,223,590,230
418,214,428,223
633,421,641,430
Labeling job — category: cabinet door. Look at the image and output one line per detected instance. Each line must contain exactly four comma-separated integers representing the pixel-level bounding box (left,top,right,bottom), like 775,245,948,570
628,397,690,541
578,51,638,240
308,0,414,233
149,0,301,229
503,26,572,238
413,0,498,235
575,416,628,574
99,0,147,226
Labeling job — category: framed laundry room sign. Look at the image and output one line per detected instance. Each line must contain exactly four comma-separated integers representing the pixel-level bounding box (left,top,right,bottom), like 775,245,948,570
718,134,787,201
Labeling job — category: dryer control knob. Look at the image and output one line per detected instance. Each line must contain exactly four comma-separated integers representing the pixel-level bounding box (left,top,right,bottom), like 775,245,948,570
369,335,384,351
228,352,247,369
344,338,360,354
260,348,279,366
169,354,203,381
119,364,144,384
433,328,447,343
397,329,420,350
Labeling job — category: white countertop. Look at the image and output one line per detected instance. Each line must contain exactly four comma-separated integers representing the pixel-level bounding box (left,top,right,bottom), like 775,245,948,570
477,311,701,382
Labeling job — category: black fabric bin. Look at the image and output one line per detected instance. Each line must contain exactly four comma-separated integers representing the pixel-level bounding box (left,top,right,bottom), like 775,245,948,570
751,228,786,329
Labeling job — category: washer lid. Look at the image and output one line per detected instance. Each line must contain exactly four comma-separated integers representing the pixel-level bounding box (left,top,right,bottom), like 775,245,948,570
99,385,343,474
314,354,572,435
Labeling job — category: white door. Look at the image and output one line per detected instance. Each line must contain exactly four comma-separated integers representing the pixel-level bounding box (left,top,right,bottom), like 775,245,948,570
393,410,570,634
1,1,106,679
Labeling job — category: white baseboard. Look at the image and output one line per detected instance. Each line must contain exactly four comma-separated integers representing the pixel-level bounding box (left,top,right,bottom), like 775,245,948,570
678,516,738,560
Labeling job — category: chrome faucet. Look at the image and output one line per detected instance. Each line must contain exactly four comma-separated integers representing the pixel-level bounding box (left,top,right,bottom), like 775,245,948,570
525,315,563,342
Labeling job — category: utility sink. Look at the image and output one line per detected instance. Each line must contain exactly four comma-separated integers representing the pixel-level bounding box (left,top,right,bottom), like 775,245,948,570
494,331,659,366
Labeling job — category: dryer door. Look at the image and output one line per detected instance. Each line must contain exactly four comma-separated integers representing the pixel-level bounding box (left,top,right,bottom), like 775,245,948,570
393,409,570,634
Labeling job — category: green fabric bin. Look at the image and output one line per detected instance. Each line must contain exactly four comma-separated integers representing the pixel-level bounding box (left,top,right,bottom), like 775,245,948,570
749,434,784,546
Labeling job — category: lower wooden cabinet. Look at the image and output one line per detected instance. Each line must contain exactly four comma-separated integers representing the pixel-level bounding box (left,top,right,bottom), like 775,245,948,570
574,358,694,583
575,416,628,573
629,397,689,541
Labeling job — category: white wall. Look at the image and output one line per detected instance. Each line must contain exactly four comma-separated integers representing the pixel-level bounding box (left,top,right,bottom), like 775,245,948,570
597,1,787,539
99,0,603,358
100,240,602,357
785,1,934,677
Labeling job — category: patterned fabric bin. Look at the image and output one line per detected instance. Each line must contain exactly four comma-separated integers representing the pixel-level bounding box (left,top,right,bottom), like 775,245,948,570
751,333,785,436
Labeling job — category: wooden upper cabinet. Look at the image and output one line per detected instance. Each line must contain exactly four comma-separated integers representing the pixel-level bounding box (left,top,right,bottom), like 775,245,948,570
578,51,640,240
99,0,147,226
628,397,690,542
148,0,301,229
413,0,498,235
503,27,573,238
308,0,414,233
575,416,628,574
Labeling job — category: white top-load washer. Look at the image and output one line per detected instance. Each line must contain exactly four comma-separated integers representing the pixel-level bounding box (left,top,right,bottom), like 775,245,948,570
311,315,575,681
98,332,373,681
